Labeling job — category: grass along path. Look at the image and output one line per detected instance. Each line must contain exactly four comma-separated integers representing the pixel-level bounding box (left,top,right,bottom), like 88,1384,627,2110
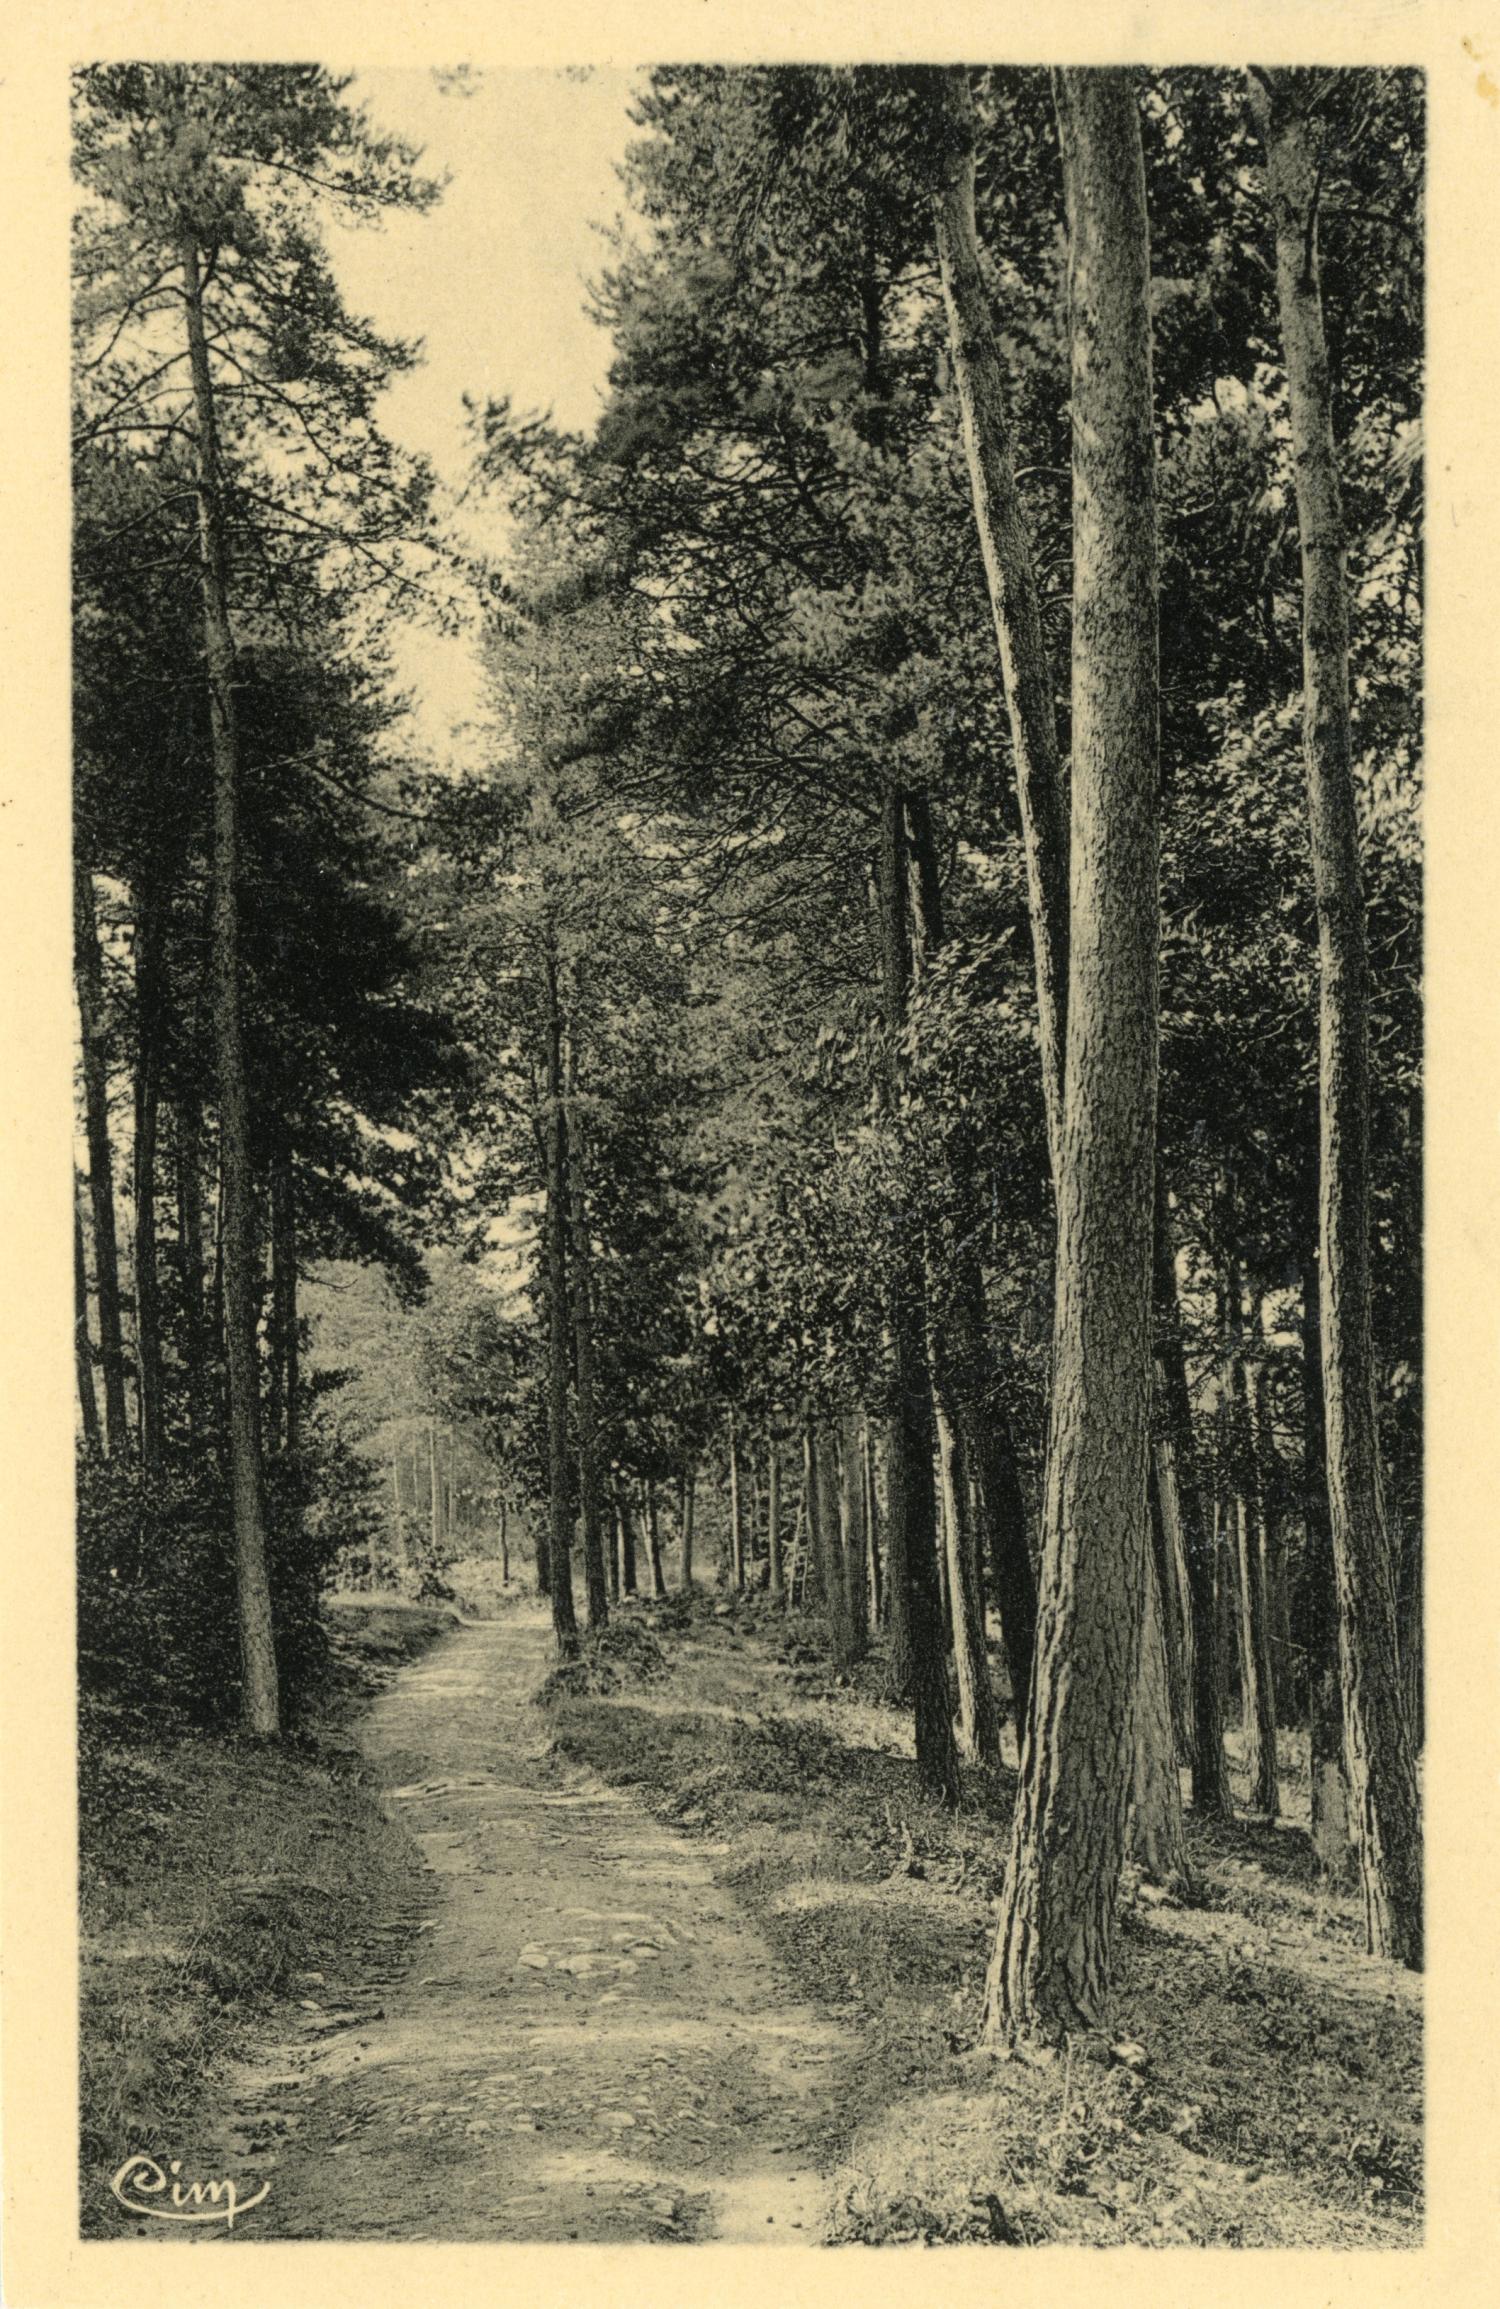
156,1603,863,2243
545,1591,1422,2248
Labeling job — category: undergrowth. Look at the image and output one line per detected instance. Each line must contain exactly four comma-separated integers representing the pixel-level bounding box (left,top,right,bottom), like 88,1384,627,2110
542,1587,1422,2249
77,1596,455,2235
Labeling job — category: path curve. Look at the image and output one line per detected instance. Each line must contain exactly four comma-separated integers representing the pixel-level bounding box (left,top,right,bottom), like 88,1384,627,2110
207,1608,858,2242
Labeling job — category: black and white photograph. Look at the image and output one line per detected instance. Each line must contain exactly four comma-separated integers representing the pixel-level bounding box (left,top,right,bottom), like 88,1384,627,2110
13,19,1462,2276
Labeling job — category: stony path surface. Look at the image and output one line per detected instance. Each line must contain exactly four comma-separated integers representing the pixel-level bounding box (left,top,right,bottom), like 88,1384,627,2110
198,1609,858,2243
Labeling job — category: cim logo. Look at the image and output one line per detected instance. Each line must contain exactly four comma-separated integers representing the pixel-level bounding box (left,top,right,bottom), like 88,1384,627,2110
111,2154,270,2229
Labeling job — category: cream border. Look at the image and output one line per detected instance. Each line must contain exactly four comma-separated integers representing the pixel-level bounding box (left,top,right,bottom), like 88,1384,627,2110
2,4,1495,2304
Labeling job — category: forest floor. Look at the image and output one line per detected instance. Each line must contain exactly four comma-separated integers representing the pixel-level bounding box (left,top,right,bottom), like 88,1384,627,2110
81,1586,1423,2248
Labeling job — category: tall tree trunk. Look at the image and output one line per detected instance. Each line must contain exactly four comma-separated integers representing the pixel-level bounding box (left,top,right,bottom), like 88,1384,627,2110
563,1054,609,1630
1153,1179,1232,1814
906,791,1041,1725
428,1420,441,1563
74,1190,102,1453
616,1481,638,1597
929,68,1070,1184
181,231,278,1735
727,1411,745,1593
679,1472,695,1593
1250,64,1421,1969
270,1149,299,1457
73,858,130,1457
541,944,580,1659
812,1423,853,1667
1148,1447,1193,1762
499,1497,510,1587
174,1094,210,1453
1130,1530,1190,1885
645,1481,666,1600
936,1402,1001,1764
132,881,166,1471
1228,1276,1280,1817
390,1453,408,1587
861,1417,883,1631
988,72,1159,2042
878,785,960,1803
1301,1238,1354,1879
837,1413,870,1663
766,1440,784,1598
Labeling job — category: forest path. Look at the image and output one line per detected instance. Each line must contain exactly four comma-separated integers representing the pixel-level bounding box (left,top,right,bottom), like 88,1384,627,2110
204,1608,857,2243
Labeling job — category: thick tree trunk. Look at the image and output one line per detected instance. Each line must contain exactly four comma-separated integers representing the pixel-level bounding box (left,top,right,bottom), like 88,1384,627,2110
930,69,1070,1184
1251,65,1421,1968
766,1441,784,1598
563,1060,610,1630
987,72,1159,2042
541,946,580,1659
936,1403,1001,1764
181,232,279,1735
73,859,130,1457
812,1424,853,1667
74,1191,102,1453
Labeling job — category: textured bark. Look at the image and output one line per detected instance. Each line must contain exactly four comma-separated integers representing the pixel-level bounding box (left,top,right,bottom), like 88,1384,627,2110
563,1063,610,1631
766,1441,784,1598
988,72,1160,2042
541,947,580,1660
1252,69,1421,1964
73,858,130,1457
74,1191,102,1452
182,231,279,1735
878,785,961,1804
936,1403,1001,1763
929,69,1070,1184
1153,1183,1232,1815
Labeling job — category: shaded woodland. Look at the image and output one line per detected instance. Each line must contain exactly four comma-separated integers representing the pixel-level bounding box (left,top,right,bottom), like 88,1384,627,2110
73,60,1423,2074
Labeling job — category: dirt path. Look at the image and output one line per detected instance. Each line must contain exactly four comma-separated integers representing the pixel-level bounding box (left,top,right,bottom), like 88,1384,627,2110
199,1608,859,2242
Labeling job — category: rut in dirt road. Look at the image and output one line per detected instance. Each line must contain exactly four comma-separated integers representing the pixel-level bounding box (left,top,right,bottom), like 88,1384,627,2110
211,1609,861,2242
